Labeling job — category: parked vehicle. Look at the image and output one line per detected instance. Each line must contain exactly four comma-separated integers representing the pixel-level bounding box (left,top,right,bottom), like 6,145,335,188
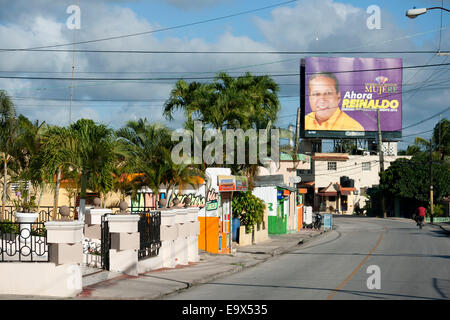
313,213,322,229
304,212,322,229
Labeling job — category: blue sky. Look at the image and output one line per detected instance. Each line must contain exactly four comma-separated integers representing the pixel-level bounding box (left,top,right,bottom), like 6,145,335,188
0,0,449,151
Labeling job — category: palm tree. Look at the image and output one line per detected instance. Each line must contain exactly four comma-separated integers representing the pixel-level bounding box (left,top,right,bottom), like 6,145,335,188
13,116,47,211
164,72,280,132
163,72,281,188
432,118,449,160
116,119,203,208
34,125,75,219
0,90,19,220
116,119,174,207
69,119,116,213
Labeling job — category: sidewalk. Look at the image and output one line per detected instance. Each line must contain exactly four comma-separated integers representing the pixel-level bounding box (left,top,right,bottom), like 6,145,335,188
431,221,450,234
75,229,325,300
0,228,324,300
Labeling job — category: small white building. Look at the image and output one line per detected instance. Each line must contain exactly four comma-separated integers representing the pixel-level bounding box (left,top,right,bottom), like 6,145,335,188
297,153,412,214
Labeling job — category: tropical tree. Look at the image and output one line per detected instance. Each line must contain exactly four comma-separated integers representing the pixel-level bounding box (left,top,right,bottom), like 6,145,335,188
432,118,449,160
117,119,204,208
398,118,449,159
116,119,174,206
33,125,75,218
163,72,281,190
0,90,19,220
13,116,47,211
69,119,116,211
379,154,450,210
164,72,280,132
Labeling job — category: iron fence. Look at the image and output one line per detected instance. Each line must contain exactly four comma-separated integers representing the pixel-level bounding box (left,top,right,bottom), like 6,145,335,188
136,211,161,260
101,214,110,270
0,221,48,262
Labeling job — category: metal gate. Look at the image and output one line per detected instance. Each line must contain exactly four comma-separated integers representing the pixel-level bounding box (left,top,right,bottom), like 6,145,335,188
101,214,110,270
137,211,161,260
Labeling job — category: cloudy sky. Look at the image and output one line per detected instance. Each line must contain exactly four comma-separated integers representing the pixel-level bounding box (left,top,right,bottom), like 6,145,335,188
0,0,449,151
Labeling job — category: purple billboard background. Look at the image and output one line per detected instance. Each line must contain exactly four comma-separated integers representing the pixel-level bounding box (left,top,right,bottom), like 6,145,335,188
305,57,402,133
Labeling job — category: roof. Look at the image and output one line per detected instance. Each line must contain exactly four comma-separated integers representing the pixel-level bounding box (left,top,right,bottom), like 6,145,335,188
276,185,297,192
311,153,349,161
254,175,297,192
318,183,356,196
254,174,284,186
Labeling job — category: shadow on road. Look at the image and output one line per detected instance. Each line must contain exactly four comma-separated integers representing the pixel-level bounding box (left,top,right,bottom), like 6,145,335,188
287,252,450,259
204,281,440,300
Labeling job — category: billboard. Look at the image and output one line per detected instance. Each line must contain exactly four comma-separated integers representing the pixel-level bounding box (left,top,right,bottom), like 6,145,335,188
301,57,402,139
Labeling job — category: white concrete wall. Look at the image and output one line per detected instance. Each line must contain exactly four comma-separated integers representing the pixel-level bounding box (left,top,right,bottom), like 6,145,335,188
137,209,200,274
252,187,278,217
0,263,82,297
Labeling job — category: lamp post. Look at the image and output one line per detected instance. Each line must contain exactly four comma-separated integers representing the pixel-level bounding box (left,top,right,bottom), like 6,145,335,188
406,7,450,18
406,5,448,222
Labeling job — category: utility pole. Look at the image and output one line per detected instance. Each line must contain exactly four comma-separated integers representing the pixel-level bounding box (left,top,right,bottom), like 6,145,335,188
377,109,386,218
69,0,80,125
295,107,301,152
430,137,434,223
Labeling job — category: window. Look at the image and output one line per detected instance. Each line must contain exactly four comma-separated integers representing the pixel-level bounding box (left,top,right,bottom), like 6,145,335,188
327,162,337,171
362,162,371,171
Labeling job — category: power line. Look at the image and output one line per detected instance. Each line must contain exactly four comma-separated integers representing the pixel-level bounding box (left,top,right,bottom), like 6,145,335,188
2,61,450,81
0,0,300,52
402,106,450,130
0,49,440,54
401,129,435,138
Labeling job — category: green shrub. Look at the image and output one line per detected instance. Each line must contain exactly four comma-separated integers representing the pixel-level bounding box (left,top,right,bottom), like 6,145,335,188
432,204,445,217
232,192,265,233
0,221,19,234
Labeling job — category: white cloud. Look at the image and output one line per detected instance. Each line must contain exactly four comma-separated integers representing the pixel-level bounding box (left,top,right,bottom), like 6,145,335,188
0,0,448,143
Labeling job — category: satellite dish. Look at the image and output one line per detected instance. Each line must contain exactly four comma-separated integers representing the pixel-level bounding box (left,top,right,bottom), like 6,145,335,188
289,176,302,184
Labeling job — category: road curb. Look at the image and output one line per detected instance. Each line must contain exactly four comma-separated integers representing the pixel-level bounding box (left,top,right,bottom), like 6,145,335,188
433,223,450,235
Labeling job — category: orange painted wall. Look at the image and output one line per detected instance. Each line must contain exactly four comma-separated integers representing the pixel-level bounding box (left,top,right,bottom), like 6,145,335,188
297,205,304,231
198,216,220,254
198,216,231,254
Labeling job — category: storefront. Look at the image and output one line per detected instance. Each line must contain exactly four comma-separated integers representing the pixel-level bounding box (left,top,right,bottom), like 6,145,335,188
252,175,296,235
197,168,248,254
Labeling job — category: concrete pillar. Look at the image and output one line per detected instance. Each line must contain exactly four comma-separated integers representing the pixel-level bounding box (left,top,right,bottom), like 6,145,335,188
186,208,200,262
160,211,177,268
106,214,140,276
174,209,189,265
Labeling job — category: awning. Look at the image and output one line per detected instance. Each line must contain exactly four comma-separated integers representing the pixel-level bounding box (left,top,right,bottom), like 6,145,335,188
299,181,315,187
254,174,284,187
276,185,297,192
340,187,356,196
318,192,338,196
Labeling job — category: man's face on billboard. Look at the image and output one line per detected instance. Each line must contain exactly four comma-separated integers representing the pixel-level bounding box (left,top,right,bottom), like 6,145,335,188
308,76,341,124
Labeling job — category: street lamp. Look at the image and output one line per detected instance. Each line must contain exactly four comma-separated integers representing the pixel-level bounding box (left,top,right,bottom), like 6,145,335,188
406,5,449,221
406,6,450,19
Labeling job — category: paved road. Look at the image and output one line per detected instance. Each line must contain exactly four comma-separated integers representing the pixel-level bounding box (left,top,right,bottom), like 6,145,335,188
164,216,450,300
